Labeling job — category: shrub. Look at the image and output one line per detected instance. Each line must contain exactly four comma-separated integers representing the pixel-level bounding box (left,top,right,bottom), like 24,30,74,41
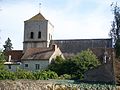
59,74,71,80
33,70,58,80
15,69,35,79
0,69,16,80
48,49,100,80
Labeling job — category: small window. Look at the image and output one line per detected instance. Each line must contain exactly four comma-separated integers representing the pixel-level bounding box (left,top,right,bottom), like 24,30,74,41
35,64,40,70
8,65,11,69
38,31,41,38
25,64,28,67
30,32,34,39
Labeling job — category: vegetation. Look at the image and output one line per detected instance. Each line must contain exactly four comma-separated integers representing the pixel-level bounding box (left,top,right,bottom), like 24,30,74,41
0,49,100,80
53,83,116,90
0,49,5,70
109,3,120,58
48,49,100,79
33,70,58,80
0,69,58,80
3,37,13,51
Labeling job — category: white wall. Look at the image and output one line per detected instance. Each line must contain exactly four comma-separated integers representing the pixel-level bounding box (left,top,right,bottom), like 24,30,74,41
4,64,22,72
22,60,49,71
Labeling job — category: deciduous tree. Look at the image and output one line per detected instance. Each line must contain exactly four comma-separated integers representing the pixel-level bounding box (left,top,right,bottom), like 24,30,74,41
109,3,120,58
48,49,100,79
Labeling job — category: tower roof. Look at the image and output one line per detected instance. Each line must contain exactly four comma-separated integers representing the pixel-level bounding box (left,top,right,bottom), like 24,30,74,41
27,13,46,21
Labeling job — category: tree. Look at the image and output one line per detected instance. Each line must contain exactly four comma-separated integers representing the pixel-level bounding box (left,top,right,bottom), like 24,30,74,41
48,49,100,79
109,3,120,58
0,49,5,70
109,3,120,43
3,37,13,51
70,49,100,79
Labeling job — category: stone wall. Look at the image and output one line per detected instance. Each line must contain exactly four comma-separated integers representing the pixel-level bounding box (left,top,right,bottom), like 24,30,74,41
84,63,115,84
0,80,116,90
0,80,54,90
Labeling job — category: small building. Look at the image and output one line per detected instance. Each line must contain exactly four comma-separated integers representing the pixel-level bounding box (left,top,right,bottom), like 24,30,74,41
21,45,64,71
4,50,23,72
4,45,64,72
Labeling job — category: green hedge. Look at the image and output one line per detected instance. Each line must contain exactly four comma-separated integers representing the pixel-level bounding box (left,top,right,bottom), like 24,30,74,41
0,69,58,80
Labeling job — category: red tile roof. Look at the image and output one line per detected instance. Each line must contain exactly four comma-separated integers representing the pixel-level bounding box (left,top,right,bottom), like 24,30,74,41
4,50,23,62
21,47,54,60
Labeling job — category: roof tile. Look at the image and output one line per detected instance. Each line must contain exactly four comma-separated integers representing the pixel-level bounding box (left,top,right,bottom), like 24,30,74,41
21,47,54,60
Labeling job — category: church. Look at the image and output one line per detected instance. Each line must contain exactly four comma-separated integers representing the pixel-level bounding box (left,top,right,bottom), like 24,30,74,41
4,12,113,72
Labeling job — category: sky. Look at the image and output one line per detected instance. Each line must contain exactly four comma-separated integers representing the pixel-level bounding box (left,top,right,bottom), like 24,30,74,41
0,0,120,50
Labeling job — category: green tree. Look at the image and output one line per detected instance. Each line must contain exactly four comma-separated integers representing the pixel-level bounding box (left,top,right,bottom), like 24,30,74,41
48,49,100,79
48,56,65,75
109,3,120,43
0,49,5,70
109,3,120,58
3,37,13,51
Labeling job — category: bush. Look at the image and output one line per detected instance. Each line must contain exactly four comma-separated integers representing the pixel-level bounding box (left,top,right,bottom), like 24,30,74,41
33,70,48,80
0,69,16,80
48,49,100,80
15,69,35,79
33,70,58,80
59,74,71,80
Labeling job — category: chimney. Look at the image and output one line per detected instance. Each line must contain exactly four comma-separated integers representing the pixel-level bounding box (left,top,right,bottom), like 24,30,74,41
52,44,57,51
8,55,11,62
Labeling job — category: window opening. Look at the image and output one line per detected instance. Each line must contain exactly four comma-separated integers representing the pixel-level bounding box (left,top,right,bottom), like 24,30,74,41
25,64,28,67
30,32,34,39
35,64,40,70
8,65,11,69
38,31,41,38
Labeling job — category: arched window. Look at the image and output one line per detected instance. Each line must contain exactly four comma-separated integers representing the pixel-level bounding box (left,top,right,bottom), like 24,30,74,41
38,31,41,38
30,32,34,39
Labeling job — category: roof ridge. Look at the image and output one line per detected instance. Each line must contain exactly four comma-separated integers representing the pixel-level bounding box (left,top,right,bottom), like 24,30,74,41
27,13,46,21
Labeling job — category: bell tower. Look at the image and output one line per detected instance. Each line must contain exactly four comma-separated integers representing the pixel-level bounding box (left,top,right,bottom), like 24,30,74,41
23,13,54,52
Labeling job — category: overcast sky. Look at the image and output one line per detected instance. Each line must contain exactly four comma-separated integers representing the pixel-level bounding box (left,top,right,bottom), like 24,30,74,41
0,0,120,50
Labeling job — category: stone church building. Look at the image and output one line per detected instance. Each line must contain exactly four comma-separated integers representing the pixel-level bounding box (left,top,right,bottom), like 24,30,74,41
4,12,113,72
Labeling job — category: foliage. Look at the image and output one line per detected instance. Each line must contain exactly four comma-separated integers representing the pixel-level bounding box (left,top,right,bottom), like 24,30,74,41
3,37,13,51
48,49,100,80
0,49,5,70
109,3,120,58
109,3,120,43
0,67,58,80
33,70,58,80
53,83,116,90
0,69,16,80
59,74,71,80
15,68,35,79
48,56,64,75
115,39,120,58
0,50,5,61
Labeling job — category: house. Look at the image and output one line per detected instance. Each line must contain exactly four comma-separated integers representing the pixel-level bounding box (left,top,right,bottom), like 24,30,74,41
4,45,64,72
21,45,64,71
4,12,113,72
4,50,23,72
